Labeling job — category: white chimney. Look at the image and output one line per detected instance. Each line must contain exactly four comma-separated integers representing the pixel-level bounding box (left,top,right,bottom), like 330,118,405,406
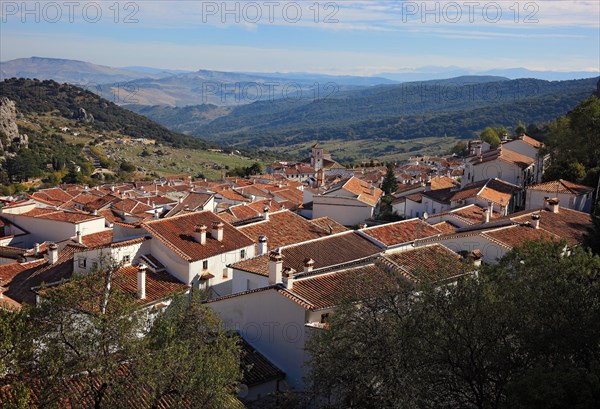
76,230,83,244
471,250,483,267
194,224,207,245
282,267,296,289
258,235,268,256
532,213,540,229
154,209,160,219
263,206,270,221
488,201,494,216
93,209,98,216
546,198,560,214
137,264,147,300
268,250,283,285
34,243,40,256
303,258,315,274
482,208,490,224
48,243,58,264
211,221,224,242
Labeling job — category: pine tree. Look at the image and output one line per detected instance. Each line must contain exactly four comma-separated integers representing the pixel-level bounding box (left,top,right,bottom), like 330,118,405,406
381,163,398,196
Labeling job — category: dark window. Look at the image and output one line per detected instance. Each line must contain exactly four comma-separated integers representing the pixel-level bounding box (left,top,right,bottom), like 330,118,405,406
122,255,130,264
203,260,208,270
240,249,246,259
78,258,87,268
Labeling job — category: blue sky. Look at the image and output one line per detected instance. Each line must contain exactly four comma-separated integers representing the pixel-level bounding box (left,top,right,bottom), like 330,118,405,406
1,0,598,75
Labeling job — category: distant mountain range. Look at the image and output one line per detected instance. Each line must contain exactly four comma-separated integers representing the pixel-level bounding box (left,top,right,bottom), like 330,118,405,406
2,57,598,107
377,66,600,82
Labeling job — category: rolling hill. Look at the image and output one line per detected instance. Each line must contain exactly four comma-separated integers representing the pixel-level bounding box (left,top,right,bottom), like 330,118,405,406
0,78,211,149
126,77,600,151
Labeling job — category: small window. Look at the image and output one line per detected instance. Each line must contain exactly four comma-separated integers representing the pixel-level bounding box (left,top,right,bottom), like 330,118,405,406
78,258,87,268
202,260,208,270
321,313,330,324
122,255,130,264
240,249,246,259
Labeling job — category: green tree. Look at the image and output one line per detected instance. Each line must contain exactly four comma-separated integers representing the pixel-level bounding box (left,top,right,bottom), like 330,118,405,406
514,122,526,136
120,161,136,173
380,164,398,196
20,259,144,408
480,127,501,148
131,293,243,409
449,141,468,157
308,241,600,409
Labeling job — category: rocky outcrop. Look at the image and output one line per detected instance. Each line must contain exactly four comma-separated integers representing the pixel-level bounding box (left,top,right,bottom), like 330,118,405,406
74,107,94,123
0,97,27,152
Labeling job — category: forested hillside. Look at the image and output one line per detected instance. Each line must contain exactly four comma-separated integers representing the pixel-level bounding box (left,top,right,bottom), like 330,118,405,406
0,78,211,149
128,77,599,148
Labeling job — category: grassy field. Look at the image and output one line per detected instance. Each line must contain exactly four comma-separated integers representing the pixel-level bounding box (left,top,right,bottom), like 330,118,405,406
260,136,462,164
19,113,262,180
101,142,262,180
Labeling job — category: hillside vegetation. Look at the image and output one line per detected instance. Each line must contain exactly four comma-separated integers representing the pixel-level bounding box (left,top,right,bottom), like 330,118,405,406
0,78,211,149
128,77,599,153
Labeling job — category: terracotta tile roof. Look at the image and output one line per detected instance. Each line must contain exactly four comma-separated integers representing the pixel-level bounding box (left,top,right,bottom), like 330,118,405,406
309,217,349,235
454,179,520,206
214,189,249,202
471,147,534,169
143,195,178,206
239,211,333,248
237,185,272,198
520,134,544,148
430,176,460,190
361,219,442,247
80,230,114,247
290,263,397,310
219,200,284,223
1,244,83,305
322,176,383,207
271,188,303,205
143,211,254,262
484,225,560,249
112,198,153,215
341,177,383,207
164,192,214,217
449,204,499,225
383,244,470,284
229,204,262,221
527,179,594,195
112,264,189,305
31,188,73,205
19,208,103,224
405,193,423,203
246,199,283,214
432,221,459,235
241,339,285,386
84,194,120,212
231,231,381,276
97,209,123,224
511,207,592,246
71,193,103,205
423,187,454,204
